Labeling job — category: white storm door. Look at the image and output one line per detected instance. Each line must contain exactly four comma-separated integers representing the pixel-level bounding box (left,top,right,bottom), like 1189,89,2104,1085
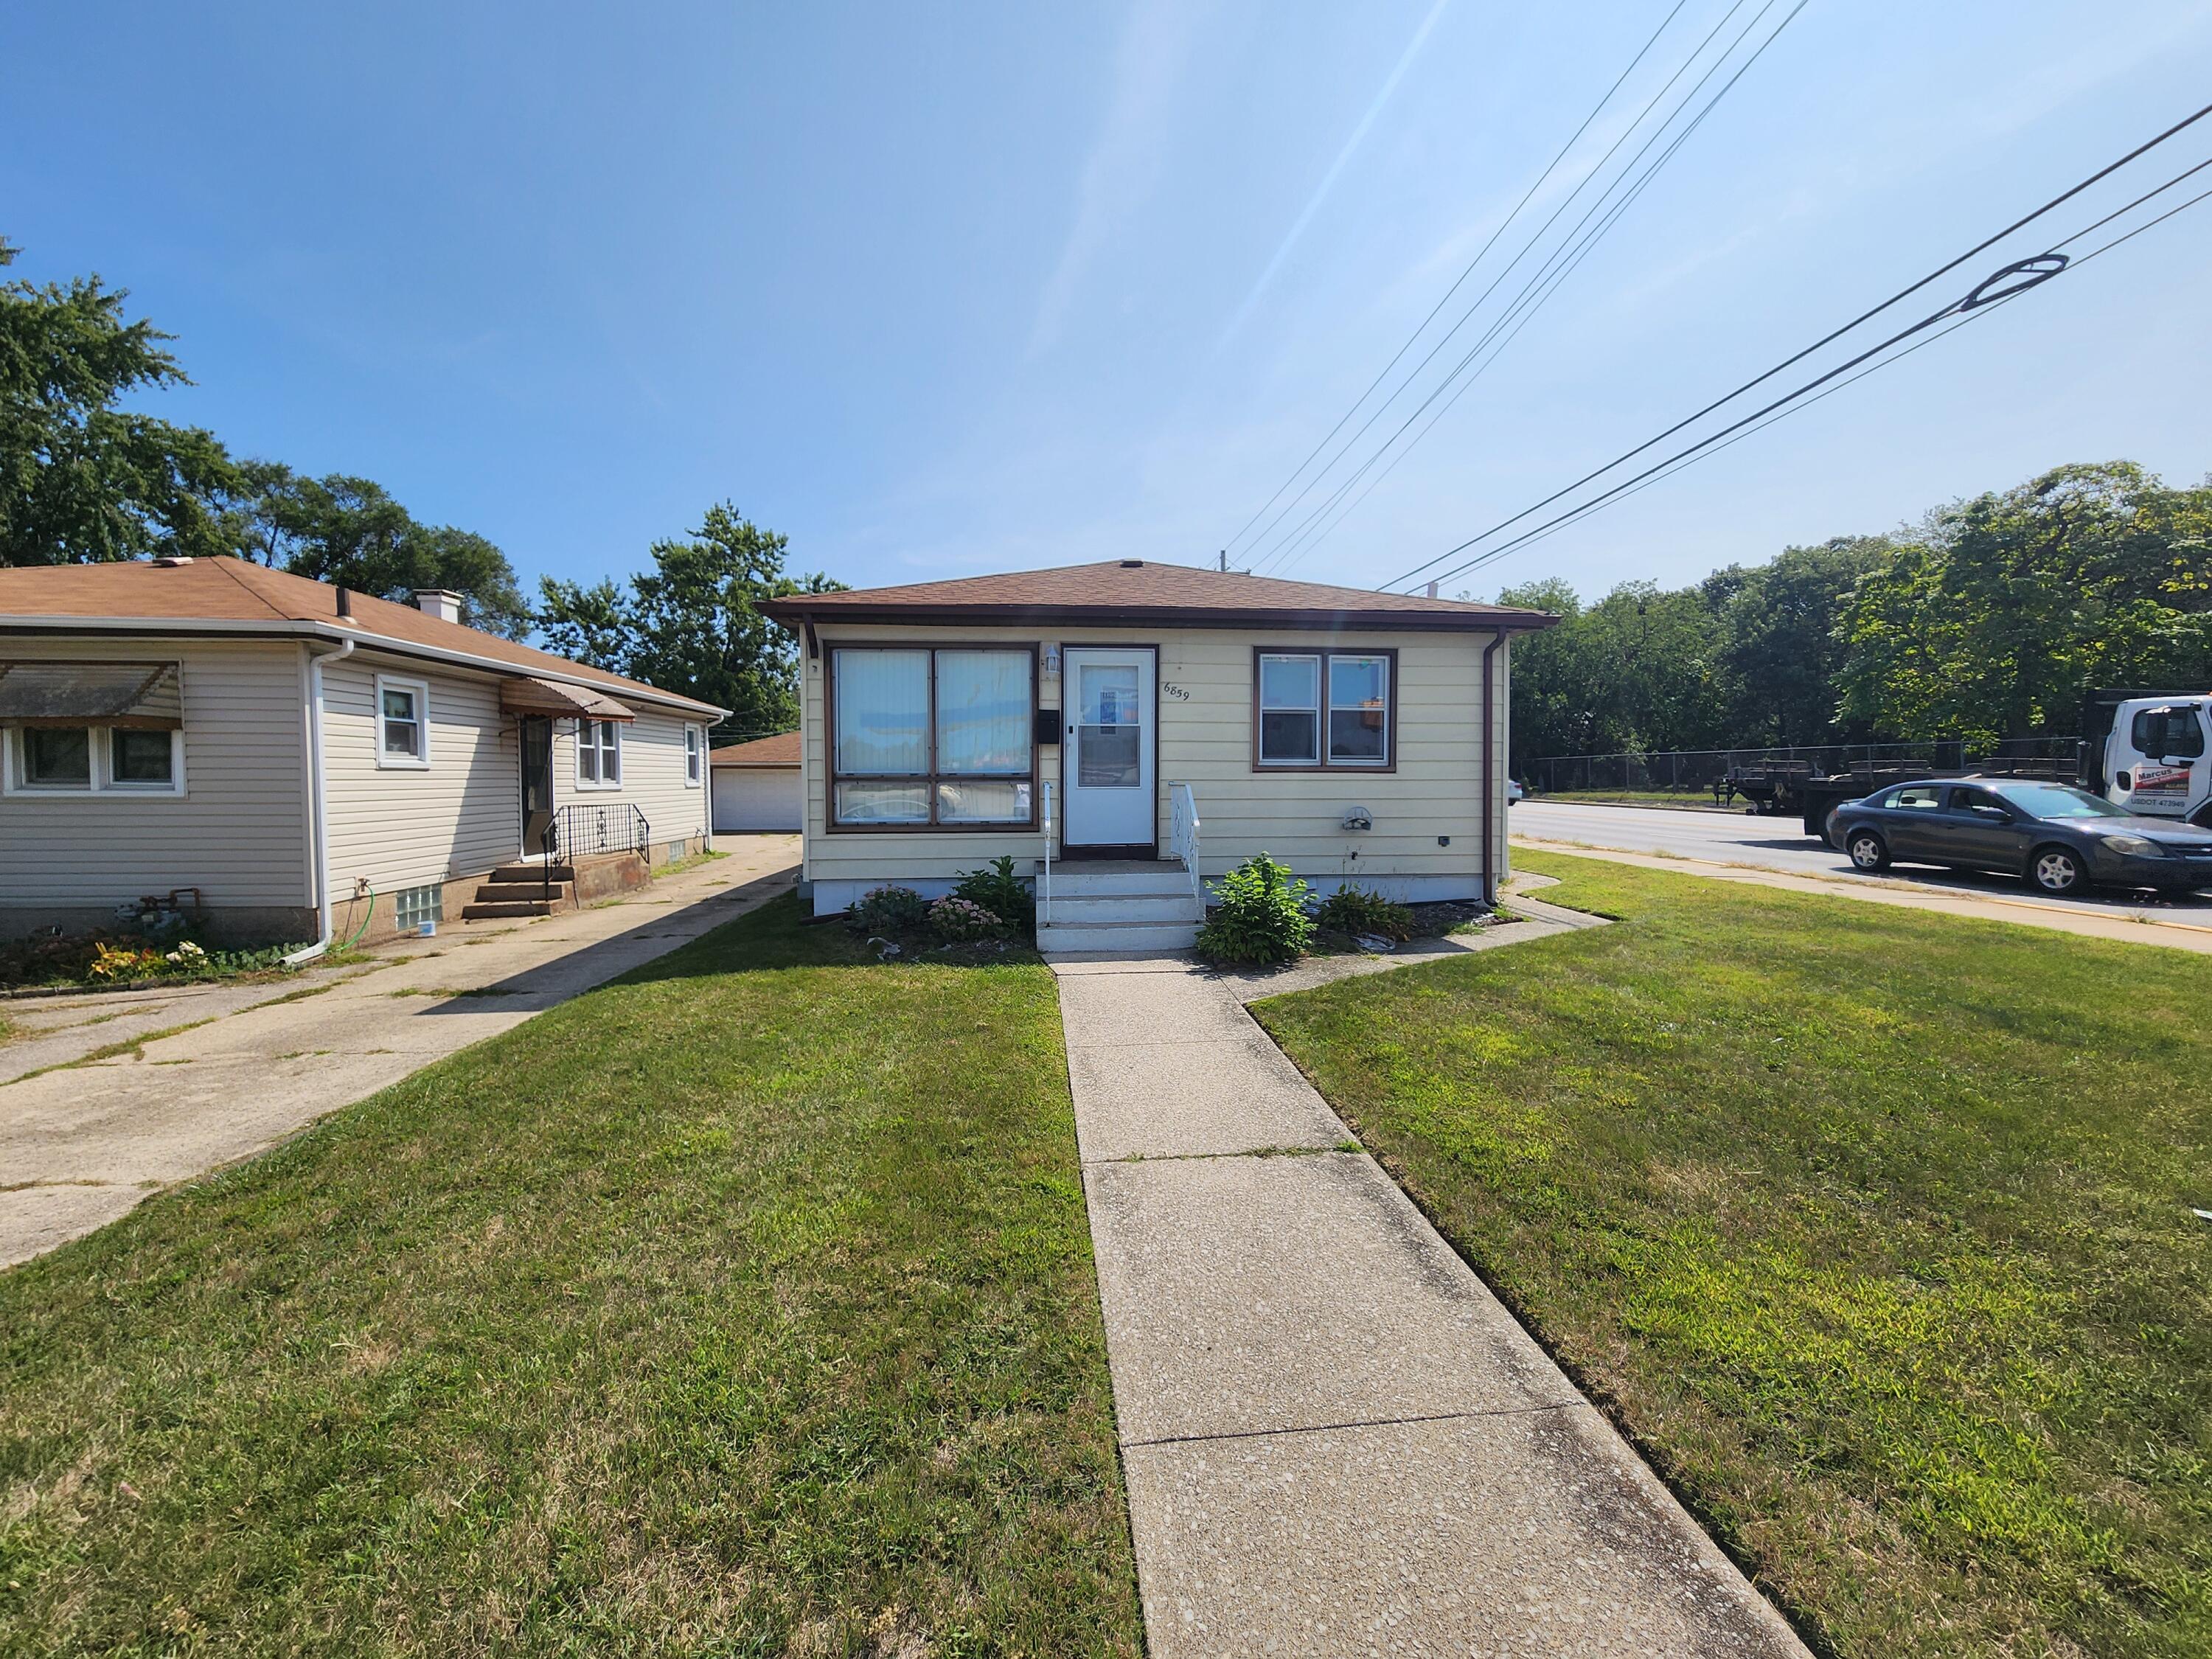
1062,647,1155,848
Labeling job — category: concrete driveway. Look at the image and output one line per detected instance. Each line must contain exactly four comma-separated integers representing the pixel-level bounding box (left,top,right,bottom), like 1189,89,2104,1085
0,835,799,1269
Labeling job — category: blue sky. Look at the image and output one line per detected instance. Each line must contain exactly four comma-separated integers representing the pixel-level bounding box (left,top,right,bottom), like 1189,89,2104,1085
7,1,2211,607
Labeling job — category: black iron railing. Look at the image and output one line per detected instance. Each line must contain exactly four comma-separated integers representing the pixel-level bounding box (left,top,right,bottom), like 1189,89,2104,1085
541,801,652,869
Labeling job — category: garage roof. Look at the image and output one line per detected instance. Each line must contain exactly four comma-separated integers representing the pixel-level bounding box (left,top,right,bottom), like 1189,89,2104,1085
710,731,800,768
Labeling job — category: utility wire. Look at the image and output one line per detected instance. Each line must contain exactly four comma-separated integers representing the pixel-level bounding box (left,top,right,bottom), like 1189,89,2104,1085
1382,96,2212,591
1255,0,1803,574
1411,161,2212,591
1265,1,1806,574
1239,0,1764,569
1219,0,1697,561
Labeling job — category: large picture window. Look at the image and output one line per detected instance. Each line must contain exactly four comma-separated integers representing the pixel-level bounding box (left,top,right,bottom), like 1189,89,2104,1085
831,646,1036,827
1253,648,1395,770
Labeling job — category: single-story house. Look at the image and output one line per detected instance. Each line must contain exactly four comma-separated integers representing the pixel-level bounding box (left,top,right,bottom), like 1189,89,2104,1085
759,559,1554,950
709,731,802,832
0,556,723,947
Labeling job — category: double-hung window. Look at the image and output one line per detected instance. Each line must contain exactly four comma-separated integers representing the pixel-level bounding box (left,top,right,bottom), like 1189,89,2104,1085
576,719,622,788
1254,649,1394,769
684,724,703,785
376,676,430,768
831,646,1034,827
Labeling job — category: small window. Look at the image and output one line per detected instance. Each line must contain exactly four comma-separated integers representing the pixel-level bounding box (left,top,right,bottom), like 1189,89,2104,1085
1886,785,1944,810
22,727,92,789
1254,649,1394,769
108,729,177,788
684,724,703,786
376,677,430,768
2132,706,2208,759
577,719,622,788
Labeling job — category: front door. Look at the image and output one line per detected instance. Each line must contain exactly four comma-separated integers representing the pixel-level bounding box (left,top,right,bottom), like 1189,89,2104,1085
519,716,554,853
1062,647,1155,852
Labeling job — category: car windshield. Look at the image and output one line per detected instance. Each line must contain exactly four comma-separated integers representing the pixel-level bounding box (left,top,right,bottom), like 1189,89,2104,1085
1989,782,2134,819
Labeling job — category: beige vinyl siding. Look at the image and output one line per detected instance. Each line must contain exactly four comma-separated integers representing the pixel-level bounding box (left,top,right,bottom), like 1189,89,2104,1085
0,636,310,908
801,622,1506,900
549,707,713,860
321,650,520,897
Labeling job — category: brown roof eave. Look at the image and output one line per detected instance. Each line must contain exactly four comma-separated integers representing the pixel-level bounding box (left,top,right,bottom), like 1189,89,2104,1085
759,602,1557,633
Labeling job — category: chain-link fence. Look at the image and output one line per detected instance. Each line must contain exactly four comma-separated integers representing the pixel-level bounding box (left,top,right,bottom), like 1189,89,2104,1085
1527,737,2082,802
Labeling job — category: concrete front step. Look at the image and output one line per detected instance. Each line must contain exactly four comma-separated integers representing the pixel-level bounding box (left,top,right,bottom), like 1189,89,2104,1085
489,862,576,885
1047,893,1203,925
1051,869,1200,898
473,880,574,905
461,900,558,920
1038,917,1200,953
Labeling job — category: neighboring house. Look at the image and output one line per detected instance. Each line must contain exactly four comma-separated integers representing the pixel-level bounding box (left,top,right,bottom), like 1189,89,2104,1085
0,557,722,947
709,731,802,832
760,560,1554,950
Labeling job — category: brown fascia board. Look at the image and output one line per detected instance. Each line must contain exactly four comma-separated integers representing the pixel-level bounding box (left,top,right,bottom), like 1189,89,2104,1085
762,602,1559,633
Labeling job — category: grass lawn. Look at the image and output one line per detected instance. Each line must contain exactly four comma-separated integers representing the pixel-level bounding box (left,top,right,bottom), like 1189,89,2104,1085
1254,851,2211,1658
0,894,1141,1657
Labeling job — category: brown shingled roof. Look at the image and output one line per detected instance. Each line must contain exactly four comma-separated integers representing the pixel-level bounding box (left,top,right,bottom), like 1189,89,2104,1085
759,559,1554,633
0,557,724,715
709,731,800,768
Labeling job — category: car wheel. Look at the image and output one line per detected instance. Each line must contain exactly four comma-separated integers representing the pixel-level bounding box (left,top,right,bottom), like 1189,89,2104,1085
2029,845,2087,896
1846,830,1890,871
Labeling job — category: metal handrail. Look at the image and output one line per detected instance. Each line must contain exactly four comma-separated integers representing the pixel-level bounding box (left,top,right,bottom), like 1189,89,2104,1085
1169,782,1202,908
541,801,652,863
1040,780,1054,925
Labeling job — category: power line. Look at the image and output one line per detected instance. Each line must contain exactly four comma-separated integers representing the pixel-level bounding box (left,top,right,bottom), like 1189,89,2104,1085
1381,96,2212,592
1263,0,1808,575
1220,0,1696,562
1251,0,1803,574
1410,156,2212,591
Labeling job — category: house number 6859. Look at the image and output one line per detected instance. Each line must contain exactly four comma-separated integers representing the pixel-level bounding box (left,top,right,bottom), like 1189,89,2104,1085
1161,683,1191,701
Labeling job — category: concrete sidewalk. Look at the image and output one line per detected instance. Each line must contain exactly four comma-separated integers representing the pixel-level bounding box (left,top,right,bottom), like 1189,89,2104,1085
1053,935,1807,1657
0,836,799,1268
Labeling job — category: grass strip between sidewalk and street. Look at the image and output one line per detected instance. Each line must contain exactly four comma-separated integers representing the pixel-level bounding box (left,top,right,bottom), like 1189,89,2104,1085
1254,849,2211,1659
0,892,1141,1657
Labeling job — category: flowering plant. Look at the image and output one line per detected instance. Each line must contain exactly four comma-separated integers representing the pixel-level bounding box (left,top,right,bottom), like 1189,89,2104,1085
928,896,1007,941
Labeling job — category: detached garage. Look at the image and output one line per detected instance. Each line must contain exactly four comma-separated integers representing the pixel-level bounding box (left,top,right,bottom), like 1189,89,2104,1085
710,731,802,832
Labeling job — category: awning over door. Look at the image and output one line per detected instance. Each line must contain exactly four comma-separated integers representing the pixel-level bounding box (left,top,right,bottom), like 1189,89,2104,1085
0,661,184,728
498,675,636,723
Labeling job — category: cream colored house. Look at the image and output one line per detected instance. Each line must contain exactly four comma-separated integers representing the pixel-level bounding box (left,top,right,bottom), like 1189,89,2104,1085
0,557,721,947
762,560,1554,951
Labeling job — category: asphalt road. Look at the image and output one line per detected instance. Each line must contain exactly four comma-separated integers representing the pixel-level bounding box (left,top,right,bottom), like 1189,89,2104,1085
1512,799,2212,920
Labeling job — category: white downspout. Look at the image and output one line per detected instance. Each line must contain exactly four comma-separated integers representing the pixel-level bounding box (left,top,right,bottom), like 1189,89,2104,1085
283,636,355,965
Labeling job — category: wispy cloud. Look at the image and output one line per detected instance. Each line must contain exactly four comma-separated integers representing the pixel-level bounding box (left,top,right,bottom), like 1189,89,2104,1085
1028,0,1206,357
1208,0,1453,359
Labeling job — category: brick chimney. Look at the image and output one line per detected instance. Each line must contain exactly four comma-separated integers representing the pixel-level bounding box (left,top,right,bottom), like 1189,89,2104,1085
413,589,464,624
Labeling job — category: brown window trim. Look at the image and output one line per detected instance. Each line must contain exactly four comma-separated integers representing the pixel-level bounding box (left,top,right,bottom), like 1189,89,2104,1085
1249,644,1398,774
824,641,1040,833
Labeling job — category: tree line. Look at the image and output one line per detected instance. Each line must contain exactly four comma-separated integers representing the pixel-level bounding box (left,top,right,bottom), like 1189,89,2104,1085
1489,459,2212,773
0,238,833,735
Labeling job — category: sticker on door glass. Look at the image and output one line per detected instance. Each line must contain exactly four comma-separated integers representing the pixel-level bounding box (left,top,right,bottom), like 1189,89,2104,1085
1079,664,1140,726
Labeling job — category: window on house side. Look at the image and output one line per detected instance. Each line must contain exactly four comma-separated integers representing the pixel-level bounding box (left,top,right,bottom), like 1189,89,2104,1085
684,725,703,785
109,729,176,787
577,719,622,787
831,647,1034,827
378,679,429,766
1255,650,1393,769
22,727,92,788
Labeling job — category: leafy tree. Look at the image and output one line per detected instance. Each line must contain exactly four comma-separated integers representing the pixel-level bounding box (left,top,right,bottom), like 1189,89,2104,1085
230,463,530,639
1708,536,1891,746
1836,462,2212,745
538,503,841,732
0,239,244,563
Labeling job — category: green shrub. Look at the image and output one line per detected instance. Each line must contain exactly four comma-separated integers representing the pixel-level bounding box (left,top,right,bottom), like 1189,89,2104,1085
950,855,1034,932
1312,884,1416,941
846,885,930,935
1195,853,1315,966
928,895,1008,941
